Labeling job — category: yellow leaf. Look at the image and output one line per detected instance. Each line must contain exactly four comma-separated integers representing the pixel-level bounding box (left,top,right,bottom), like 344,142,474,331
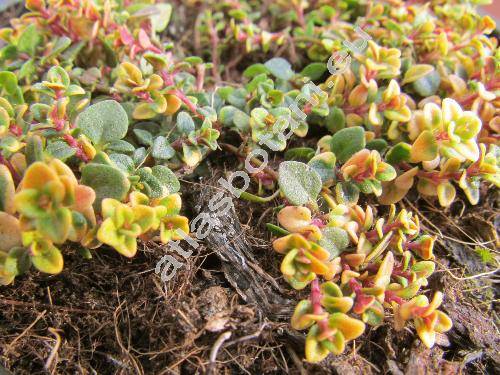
329,312,366,341
402,65,434,85
305,326,330,363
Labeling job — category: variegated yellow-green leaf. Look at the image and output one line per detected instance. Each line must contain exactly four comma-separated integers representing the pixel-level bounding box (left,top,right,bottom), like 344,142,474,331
402,65,434,85
437,182,456,207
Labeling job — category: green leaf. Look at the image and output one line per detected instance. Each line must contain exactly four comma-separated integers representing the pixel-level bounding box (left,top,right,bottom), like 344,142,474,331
152,165,180,194
266,223,290,236
412,70,441,97
0,71,24,104
45,141,76,161
25,135,44,165
0,45,18,61
19,58,35,79
152,136,175,160
76,100,129,146
319,227,349,258
285,147,316,161
81,163,131,209
264,58,294,80
326,107,345,133
91,151,114,166
233,110,250,132
181,144,202,167
176,111,195,134
474,247,496,266
243,64,269,78
437,181,456,207
375,164,397,181
37,208,72,244
219,106,250,132
301,63,327,80
278,161,322,206
184,56,203,65
366,139,388,152
150,3,172,32
137,168,163,198
41,36,72,64
386,142,411,164
459,176,480,205
47,66,70,88
227,88,247,108
61,41,85,62
219,106,236,126
77,247,93,259
5,247,31,276
106,140,136,154
133,128,154,146
330,126,366,163
17,24,41,56
132,147,148,166
109,153,135,173
308,152,336,184
335,181,360,205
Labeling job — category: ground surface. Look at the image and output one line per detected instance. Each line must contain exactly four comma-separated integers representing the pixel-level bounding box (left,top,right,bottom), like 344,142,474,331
0,2,499,375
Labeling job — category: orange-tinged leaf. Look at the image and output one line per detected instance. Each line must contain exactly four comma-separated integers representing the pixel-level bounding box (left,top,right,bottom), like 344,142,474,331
0,212,21,251
328,312,365,341
273,233,309,254
308,242,330,261
410,130,438,162
165,95,182,115
119,62,143,85
348,85,368,107
20,162,59,189
148,74,164,91
26,0,45,11
277,206,312,232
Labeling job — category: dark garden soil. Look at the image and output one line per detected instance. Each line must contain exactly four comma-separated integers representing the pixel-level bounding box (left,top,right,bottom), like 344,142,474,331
0,3,499,375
